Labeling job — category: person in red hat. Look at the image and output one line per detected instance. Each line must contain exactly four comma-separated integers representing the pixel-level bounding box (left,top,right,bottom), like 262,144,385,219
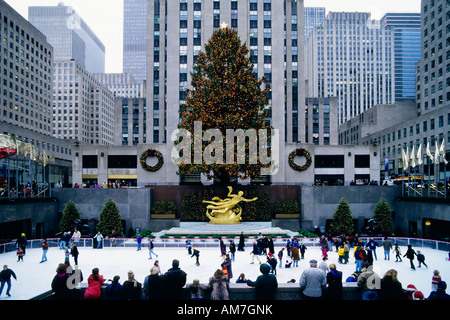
405,284,418,300
412,290,424,300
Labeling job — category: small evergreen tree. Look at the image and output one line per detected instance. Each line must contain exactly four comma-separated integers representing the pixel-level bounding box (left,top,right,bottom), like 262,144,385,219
329,198,354,236
59,200,80,232
373,197,393,235
97,198,122,237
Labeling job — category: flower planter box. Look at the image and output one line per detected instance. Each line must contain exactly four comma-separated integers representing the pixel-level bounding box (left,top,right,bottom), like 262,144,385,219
275,214,300,219
150,214,176,219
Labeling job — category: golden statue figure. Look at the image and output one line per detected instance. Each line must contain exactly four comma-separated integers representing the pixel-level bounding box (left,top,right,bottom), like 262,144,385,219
203,186,258,224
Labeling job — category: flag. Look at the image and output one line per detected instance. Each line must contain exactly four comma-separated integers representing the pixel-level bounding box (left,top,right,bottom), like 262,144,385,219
417,144,423,166
426,141,433,162
410,145,416,168
0,134,17,159
439,139,448,165
402,148,409,171
434,141,440,164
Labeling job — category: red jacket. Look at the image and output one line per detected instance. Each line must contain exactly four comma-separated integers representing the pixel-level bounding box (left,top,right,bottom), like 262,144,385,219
84,274,105,299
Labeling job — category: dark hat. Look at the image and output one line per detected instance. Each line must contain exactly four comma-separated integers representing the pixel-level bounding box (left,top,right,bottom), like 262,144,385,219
260,263,271,275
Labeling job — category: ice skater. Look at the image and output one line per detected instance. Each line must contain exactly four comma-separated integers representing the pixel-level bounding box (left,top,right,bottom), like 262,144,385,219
191,247,200,266
417,251,428,268
0,265,17,298
148,238,158,259
394,243,402,262
250,241,261,264
16,247,24,262
404,244,417,270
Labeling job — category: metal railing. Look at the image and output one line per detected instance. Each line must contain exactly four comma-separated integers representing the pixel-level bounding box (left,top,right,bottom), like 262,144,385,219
2,236,449,254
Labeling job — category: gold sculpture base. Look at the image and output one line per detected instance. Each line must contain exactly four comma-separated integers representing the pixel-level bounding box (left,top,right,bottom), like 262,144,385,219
203,186,257,225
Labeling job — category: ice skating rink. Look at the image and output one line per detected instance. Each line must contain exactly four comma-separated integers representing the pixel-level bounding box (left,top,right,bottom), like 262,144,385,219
0,241,448,300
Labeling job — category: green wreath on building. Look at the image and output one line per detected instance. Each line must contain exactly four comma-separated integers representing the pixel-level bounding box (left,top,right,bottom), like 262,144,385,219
288,148,312,171
140,149,164,172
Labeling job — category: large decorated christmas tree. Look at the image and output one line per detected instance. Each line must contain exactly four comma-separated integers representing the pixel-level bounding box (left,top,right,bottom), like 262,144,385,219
176,26,272,184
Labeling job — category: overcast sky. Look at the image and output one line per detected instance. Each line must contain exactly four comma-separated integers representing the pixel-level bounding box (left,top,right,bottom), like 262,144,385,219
6,0,422,73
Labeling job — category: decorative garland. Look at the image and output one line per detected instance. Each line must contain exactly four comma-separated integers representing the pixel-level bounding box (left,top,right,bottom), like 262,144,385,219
140,149,164,172
288,148,312,171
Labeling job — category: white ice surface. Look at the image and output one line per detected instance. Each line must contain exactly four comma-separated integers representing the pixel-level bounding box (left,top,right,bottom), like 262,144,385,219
0,242,448,300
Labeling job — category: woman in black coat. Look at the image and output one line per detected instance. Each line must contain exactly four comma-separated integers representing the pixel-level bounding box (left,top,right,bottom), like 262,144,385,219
326,264,343,300
51,263,76,300
380,269,407,300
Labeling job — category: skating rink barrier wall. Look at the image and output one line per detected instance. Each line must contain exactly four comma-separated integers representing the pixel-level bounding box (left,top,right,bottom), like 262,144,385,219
1,236,450,254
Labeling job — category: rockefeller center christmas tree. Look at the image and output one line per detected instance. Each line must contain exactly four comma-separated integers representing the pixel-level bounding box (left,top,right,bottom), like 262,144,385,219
176,26,272,184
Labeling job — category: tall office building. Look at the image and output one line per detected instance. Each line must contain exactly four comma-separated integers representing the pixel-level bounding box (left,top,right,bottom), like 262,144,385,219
306,12,395,124
0,0,53,136
382,13,421,102
28,3,105,74
339,0,449,177
0,0,73,187
145,0,306,151
94,73,145,98
123,0,147,83
304,7,325,40
52,60,115,145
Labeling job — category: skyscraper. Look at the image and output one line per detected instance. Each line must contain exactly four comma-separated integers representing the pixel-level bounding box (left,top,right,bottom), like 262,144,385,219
382,13,421,102
306,12,395,124
52,60,115,145
123,0,147,83
304,7,325,40
145,0,306,150
0,0,53,136
28,3,105,74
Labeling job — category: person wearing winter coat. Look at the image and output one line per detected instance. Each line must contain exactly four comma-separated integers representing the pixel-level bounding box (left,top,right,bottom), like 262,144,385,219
417,251,428,268
209,269,229,300
191,247,200,266
162,259,187,300
40,238,49,263
93,232,103,249
51,263,75,300
15,233,27,255
0,265,17,298
229,241,236,261
84,268,105,299
381,237,393,260
136,234,143,251
187,278,209,300
221,254,233,279
247,263,278,300
122,270,142,300
357,266,381,300
290,245,300,267
365,238,379,260
238,232,245,251
354,246,365,272
299,259,327,300
70,242,79,265
380,269,407,300
326,264,343,300
143,267,163,300
277,248,284,268
267,252,277,275
403,245,417,270
105,275,123,300
250,242,262,264
394,243,402,262
299,242,307,259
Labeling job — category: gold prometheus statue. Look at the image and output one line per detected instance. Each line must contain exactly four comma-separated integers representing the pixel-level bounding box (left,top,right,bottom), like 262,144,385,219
203,186,258,224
